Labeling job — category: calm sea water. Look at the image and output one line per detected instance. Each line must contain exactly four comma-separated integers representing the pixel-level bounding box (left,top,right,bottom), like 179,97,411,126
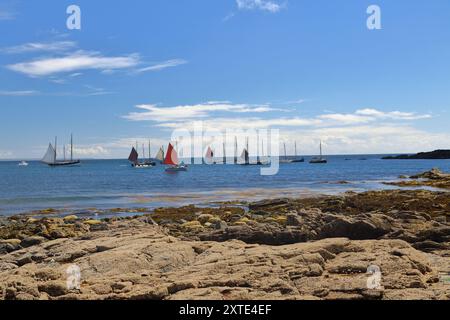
0,155,449,215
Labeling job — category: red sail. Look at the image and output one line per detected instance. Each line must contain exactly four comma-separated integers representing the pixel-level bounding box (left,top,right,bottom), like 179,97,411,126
163,143,179,165
128,147,139,163
206,147,214,159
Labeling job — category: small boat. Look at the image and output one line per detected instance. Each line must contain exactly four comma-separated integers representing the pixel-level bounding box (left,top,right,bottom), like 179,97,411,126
291,141,305,163
164,143,188,172
310,140,328,164
128,143,155,168
42,135,80,167
18,161,29,166
280,142,294,164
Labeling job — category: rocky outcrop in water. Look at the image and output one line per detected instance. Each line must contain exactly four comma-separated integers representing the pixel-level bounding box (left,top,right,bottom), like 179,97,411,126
384,168,450,190
382,150,450,160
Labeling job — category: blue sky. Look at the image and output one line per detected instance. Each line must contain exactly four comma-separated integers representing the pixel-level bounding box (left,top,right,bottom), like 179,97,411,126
0,0,449,159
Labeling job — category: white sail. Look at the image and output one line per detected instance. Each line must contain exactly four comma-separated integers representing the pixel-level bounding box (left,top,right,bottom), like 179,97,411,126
42,143,56,164
156,147,164,162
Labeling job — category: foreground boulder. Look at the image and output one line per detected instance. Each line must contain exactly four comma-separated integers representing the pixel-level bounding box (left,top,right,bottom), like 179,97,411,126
0,221,448,300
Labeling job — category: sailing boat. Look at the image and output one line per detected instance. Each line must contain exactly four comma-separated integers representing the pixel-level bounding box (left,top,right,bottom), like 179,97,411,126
127,142,155,168
155,146,165,164
291,141,305,163
280,142,293,164
143,141,156,166
164,143,187,172
240,137,265,166
205,146,215,164
42,135,80,167
310,140,327,164
240,138,250,165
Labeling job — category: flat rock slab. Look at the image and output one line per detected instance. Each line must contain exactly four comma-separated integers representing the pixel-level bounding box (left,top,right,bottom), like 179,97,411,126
0,221,448,300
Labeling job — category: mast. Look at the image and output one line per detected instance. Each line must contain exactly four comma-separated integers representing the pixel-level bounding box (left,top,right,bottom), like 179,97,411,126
284,142,287,160
63,145,66,161
223,141,226,164
295,141,297,157
234,136,238,165
54,136,57,163
70,134,73,161
257,133,260,164
320,140,322,158
148,140,151,160
246,137,249,165
142,144,145,162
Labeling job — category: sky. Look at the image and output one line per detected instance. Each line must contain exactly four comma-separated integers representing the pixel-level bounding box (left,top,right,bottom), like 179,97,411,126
0,0,449,159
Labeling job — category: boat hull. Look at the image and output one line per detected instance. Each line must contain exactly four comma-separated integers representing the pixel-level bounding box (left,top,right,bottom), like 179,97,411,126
309,159,327,164
132,161,156,168
165,165,188,172
47,160,81,167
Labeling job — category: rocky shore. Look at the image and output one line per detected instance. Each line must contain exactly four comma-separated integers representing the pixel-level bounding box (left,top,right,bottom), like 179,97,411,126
0,170,449,300
384,168,450,190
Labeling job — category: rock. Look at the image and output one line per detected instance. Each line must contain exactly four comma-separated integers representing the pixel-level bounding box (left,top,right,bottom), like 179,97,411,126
63,215,78,222
84,220,102,226
37,282,69,297
319,214,392,240
411,168,448,179
199,224,310,245
213,219,228,230
286,213,302,226
20,236,46,248
16,255,33,266
0,223,446,300
0,239,22,254
386,168,450,189
197,214,214,224
181,221,203,230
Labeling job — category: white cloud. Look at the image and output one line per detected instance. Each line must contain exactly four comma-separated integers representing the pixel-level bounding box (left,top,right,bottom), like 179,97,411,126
236,0,284,13
356,108,432,120
319,113,373,125
124,102,278,122
280,125,450,155
157,117,321,131
136,59,187,73
1,41,77,54
124,103,431,131
0,150,12,158
7,51,140,77
72,146,109,157
121,103,443,154
319,109,432,125
0,90,40,96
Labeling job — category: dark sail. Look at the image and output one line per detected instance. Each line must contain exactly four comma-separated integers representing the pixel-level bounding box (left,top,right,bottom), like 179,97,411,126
128,147,139,163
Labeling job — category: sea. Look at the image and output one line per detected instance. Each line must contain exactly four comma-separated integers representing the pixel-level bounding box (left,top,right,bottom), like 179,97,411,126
0,155,449,216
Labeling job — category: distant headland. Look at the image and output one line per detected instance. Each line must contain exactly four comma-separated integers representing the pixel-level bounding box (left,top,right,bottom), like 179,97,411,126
382,149,450,160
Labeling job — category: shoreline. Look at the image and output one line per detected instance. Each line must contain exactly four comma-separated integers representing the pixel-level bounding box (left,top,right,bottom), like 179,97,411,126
0,170,449,300
1,179,448,218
